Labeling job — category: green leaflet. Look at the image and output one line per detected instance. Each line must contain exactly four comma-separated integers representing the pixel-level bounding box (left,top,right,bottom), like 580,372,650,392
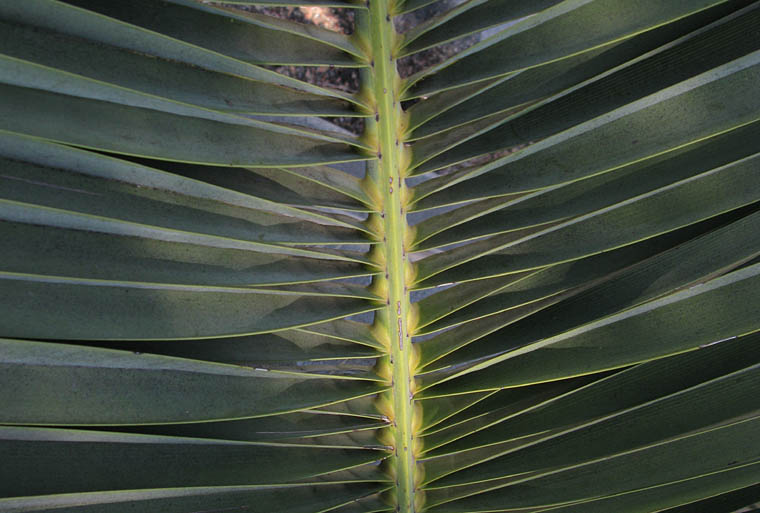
415,48,760,179
28,0,362,66
406,78,507,137
316,396,391,420
415,120,760,249
421,207,760,370
0,158,369,245
0,201,376,289
298,319,385,350
0,426,386,496
424,363,760,485
414,224,712,367
426,416,760,511
0,84,365,167
125,423,385,450
269,164,374,206
406,0,739,96
405,0,747,137
420,374,607,453
409,4,760,170
415,150,760,283
124,412,388,443
0,484,385,513
330,495,394,513
0,338,386,425
0,131,365,229
419,382,592,438
656,482,760,513
0,0,361,101
428,463,760,511
3,1,760,511
397,0,440,15
401,0,563,55
536,472,760,512
0,273,380,341
418,391,497,432
0,54,367,150
0,220,374,286
0,21,359,117
424,331,760,456
424,262,760,394
415,272,535,330
81,330,381,366
131,160,371,213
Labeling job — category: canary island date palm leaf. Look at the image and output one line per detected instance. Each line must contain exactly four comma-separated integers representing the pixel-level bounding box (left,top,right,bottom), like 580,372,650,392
1,0,759,512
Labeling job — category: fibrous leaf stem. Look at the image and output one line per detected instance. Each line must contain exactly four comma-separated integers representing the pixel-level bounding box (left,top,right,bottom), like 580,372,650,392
356,1,423,511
